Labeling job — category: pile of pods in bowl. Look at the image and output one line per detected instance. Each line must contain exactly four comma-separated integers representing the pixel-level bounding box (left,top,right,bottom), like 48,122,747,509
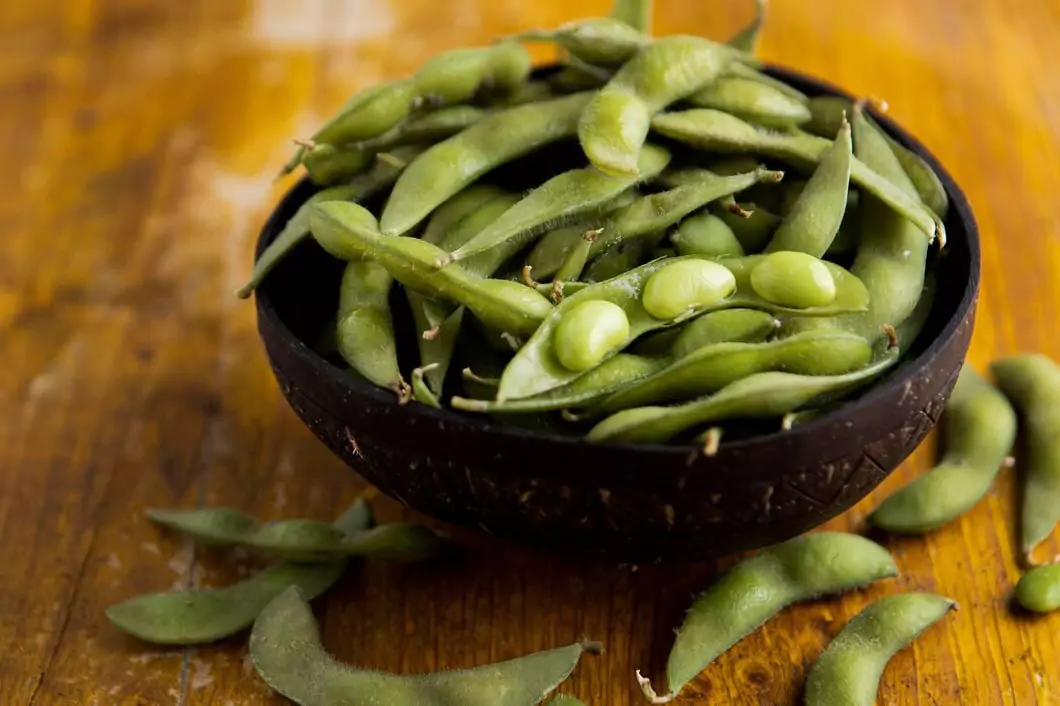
240,0,950,451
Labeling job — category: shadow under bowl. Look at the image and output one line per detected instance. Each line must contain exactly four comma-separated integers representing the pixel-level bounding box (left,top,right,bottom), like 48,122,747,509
253,64,979,563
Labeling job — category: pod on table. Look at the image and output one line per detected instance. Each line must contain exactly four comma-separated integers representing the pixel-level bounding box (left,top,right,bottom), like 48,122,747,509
650,108,943,244
765,119,852,256
990,354,1060,561
670,212,746,258
380,92,594,236
509,17,647,65
251,586,601,706
308,42,531,148
590,330,872,414
869,367,1017,533
105,499,372,646
238,145,425,299
804,593,955,706
448,144,672,264
687,76,811,129
310,201,553,338
805,95,949,218
588,344,898,444
579,36,744,175
499,254,868,401
335,260,408,400
145,506,446,563
637,531,898,703
1015,564,1060,613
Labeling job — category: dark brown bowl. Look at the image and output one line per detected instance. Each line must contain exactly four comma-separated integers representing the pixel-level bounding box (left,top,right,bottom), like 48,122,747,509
254,65,979,562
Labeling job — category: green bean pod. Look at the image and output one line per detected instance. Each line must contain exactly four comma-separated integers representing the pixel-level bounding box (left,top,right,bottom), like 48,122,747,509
449,143,672,263
508,17,648,65
239,145,425,299
583,239,650,283
667,307,779,357
528,226,595,280
592,331,872,413
251,587,601,706
1015,564,1060,613
145,506,446,563
554,228,598,282
311,201,553,337
421,184,511,245
381,92,593,235
407,291,465,402
990,354,1060,559
766,119,852,256
713,201,782,253
869,367,1017,533
579,36,742,175
610,0,652,33
804,593,955,706
588,346,898,444
726,0,768,53
637,531,898,703
311,43,531,147
335,260,407,399
724,62,808,103
105,500,372,646
302,143,375,185
352,105,488,152
687,76,811,129
650,109,944,243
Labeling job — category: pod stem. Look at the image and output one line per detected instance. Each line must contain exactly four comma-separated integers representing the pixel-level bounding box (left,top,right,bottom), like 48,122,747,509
635,670,676,704
462,367,500,387
293,137,316,150
550,280,565,304
450,396,490,412
422,325,441,341
390,379,412,405
522,264,540,288
702,427,723,457
376,152,407,169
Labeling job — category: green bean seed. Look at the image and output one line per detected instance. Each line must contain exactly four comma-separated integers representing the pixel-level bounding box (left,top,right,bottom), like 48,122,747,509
239,145,424,299
641,259,737,320
311,201,552,337
671,213,745,257
688,76,811,129
146,506,445,563
726,0,768,53
509,18,648,65
650,109,943,243
637,531,898,703
449,144,671,263
869,367,1017,533
1015,564,1060,613
554,300,631,372
588,345,898,444
594,330,871,413
311,43,531,147
381,92,593,236
610,0,651,33
106,500,371,645
750,251,837,309
335,260,407,399
805,593,955,706
421,184,511,245
669,308,778,358
579,36,742,175
990,354,1060,560
251,587,601,706
766,119,852,256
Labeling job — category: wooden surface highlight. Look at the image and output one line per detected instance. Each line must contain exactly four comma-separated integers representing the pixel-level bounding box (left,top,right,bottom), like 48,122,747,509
0,0,1058,703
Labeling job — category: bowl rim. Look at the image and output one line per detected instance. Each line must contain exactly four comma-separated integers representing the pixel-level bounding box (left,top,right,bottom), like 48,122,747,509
254,62,980,458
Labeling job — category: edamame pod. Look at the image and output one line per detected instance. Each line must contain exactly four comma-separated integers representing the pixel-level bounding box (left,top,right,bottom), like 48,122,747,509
421,184,511,245
105,499,372,646
302,143,375,185
637,531,898,703
509,18,648,66
592,331,872,413
668,308,778,357
610,0,651,33
335,260,407,400
714,201,781,253
579,36,742,175
407,291,465,401
146,506,446,563
725,62,808,103
311,201,553,337
449,144,672,263
650,109,944,243
990,354,1060,560
588,346,898,444
804,593,955,706
352,105,488,152
726,0,768,53
766,119,852,256
687,76,810,129
250,587,601,706
869,367,1017,533
1015,564,1060,613
381,92,594,236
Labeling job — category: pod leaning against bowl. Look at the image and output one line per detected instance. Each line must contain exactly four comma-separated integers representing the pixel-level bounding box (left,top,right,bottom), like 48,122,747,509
495,255,870,402
309,201,552,338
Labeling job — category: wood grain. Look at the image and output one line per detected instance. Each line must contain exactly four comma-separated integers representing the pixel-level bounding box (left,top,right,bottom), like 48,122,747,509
1,0,1058,703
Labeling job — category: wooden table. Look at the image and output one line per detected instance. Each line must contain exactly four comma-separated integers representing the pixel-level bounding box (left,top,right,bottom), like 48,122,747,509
2,0,1059,703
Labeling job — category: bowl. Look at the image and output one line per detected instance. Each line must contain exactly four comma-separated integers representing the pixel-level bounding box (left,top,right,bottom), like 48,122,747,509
253,64,979,562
